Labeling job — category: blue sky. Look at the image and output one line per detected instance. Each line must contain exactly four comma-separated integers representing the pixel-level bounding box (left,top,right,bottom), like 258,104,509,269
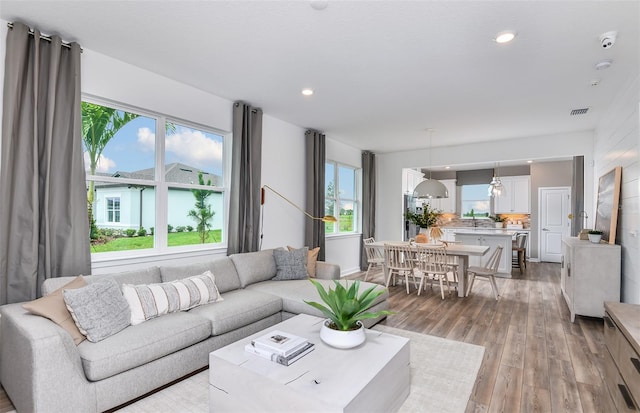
84,115,224,177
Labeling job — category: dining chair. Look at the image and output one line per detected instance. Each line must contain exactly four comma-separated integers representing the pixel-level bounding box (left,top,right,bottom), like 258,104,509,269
363,237,385,282
413,245,453,299
512,233,527,273
384,243,416,291
466,245,503,300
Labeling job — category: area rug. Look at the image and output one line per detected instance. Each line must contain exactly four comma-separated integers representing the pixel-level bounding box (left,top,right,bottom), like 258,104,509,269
117,326,484,413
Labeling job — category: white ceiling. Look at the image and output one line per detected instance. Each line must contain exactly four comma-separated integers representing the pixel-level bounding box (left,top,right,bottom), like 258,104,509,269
1,1,639,157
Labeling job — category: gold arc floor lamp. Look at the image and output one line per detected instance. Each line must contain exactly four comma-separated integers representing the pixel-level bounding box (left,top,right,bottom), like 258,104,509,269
261,185,337,223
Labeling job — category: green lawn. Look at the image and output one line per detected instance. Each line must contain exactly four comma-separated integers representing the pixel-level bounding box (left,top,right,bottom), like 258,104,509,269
91,230,222,253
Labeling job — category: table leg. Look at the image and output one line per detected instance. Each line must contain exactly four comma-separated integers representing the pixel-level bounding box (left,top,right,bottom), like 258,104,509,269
457,256,468,297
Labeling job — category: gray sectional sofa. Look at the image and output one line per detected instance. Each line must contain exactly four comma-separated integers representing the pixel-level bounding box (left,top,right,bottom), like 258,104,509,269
0,249,389,413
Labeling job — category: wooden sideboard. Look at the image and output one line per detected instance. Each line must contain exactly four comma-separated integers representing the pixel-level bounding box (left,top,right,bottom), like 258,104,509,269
603,302,640,412
560,237,621,322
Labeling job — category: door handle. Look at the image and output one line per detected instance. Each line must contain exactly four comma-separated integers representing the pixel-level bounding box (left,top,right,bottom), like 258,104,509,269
542,228,550,231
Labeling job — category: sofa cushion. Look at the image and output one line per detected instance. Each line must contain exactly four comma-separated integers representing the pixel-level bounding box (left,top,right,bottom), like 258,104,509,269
230,250,277,287
246,279,388,318
272,247,308,281
187,289,282,336
63,279,131,343
42,267,162,296
288,246,320,278
123,271,223,325
159,257,241,294
77,311,211,381
22,275,88,345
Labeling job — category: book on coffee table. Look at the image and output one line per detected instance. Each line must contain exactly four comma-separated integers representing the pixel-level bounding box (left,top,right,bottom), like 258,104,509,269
250,330,308,357
245,342,315,366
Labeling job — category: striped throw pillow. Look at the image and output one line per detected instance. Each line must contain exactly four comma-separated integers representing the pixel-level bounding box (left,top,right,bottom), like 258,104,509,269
122,270,223,325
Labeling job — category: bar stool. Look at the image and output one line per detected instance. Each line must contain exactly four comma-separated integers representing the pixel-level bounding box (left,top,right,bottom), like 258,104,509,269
512,233,527,273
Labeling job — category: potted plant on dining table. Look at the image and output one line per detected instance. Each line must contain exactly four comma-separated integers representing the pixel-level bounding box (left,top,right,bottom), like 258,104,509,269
405,205,443,242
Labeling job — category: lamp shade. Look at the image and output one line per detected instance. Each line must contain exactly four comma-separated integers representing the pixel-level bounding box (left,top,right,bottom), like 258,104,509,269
413,179,449,199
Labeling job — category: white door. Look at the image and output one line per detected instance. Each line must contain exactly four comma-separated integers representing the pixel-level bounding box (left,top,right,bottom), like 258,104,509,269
539,187,571,263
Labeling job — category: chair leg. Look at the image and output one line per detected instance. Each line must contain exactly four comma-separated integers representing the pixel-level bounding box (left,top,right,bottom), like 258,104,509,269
364,264,373,281
417,277,424,296
385,270,394,288
466,274,476,295
489,275,500,300
405,272,411,294
438,276,445,300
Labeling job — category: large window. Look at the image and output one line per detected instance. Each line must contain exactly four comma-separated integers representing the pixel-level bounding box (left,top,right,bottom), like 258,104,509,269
83,100,226,254
325,162,360,234
460,184,490,218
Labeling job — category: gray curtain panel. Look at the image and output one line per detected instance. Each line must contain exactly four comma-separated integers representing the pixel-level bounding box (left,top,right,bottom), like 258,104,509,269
0,22,90,304
227,102,263,255
304,130,326,261
360,151,376,270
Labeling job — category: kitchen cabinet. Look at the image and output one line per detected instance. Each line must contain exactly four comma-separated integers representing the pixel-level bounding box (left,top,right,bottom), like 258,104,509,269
603,302,640,412
561,237,620,322
454,231,513,276
402,169,424,196
423,179,457,213
494,175,530,213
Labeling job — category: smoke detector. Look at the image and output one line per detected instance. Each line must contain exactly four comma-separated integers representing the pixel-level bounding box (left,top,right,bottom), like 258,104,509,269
599,31,617,49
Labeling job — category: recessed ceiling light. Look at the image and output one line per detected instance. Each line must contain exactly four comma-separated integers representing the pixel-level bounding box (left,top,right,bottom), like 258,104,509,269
301,88,314,96
445,166,451,169
310,0,328,11
494,31,517,44
527,160,533,164
595,60,613,70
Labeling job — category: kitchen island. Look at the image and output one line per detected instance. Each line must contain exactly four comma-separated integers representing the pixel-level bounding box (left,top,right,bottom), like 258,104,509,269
454,229,515,277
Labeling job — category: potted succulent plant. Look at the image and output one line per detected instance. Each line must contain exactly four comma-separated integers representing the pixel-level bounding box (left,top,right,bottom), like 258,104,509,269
588,230,603,244
305,279,394,349
490,215,505,228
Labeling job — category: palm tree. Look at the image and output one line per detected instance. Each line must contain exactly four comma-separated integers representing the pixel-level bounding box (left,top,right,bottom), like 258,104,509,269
188,172,216,243
82,103,138,237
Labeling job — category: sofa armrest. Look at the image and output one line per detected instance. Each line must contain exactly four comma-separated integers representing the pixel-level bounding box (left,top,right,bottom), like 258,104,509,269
314,261,340,280
0,304,96,412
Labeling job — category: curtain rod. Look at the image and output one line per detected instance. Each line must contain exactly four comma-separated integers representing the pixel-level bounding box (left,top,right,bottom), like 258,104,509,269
7,22,82,52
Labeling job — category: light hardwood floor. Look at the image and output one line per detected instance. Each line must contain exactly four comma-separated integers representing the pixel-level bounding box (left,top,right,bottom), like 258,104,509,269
358,260,608,413
0,261,608,413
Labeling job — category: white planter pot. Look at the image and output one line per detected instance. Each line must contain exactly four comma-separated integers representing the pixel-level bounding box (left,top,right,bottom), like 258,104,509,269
320,319,366,349
588,234,602,244
495,222,503,228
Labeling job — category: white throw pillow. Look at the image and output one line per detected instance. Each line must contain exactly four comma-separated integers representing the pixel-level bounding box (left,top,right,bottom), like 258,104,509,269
122,270,223,325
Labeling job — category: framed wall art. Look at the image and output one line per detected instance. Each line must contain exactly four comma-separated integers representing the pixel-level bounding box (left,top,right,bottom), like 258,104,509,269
594,166,622,244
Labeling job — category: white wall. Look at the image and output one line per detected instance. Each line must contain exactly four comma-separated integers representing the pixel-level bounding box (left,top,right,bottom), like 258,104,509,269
260,115,307,250
376,131,595,244
594,74,640,304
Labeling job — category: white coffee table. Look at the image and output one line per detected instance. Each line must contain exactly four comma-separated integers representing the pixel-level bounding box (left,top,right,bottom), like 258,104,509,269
209,314,410,413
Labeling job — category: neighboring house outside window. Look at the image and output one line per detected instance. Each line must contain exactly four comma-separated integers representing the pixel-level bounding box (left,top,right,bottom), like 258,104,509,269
325,161,360,234
105,196,121,223
83,99,227,254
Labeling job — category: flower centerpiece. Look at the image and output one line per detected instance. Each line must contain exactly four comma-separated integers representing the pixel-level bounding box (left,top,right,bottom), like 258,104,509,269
405,204,442,229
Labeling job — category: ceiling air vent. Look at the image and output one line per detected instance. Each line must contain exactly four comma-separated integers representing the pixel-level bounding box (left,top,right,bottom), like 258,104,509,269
570,108,589,116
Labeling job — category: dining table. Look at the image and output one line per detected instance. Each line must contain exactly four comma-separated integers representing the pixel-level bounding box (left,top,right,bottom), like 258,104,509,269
369,241,490,297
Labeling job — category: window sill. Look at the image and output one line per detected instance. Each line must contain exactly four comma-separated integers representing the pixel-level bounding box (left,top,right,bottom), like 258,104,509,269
326,232,362,240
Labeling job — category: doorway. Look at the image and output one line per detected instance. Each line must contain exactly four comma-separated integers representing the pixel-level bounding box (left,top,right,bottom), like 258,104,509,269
539,187,571,263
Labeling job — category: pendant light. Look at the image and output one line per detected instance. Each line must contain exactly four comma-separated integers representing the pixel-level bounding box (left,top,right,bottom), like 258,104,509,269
488,162,505,197
413,129,449,199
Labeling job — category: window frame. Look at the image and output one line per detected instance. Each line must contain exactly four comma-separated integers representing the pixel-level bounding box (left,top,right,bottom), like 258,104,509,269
325,161,361,235
105,195,121,224
460,183,491,219
83,95,231,260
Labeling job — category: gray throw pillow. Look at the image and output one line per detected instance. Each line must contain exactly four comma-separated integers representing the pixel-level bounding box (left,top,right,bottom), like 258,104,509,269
272,247,309,281
63,279,131,343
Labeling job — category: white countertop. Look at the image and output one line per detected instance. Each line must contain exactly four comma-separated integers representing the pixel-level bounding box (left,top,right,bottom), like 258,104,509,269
453,229,517,237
